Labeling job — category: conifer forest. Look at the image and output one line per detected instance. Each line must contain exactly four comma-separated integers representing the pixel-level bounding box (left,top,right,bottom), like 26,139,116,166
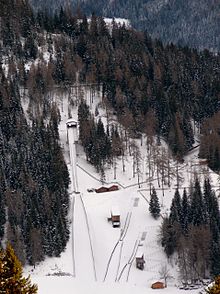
1,0,220,286
29,0,220,52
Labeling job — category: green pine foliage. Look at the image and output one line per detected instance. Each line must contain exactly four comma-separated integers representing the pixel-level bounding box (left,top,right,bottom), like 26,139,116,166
0,244,38,293
78,100,112,171
29,0,220,53
204,178,220,240
189,178,207,226
0,68,70,264
23,7,220,163
160,217,177,257
149,187,160,219
181,188,189,233
210,241,220,278
3,2,220,165
0,192,6,238
2,0,220,270
161,178,220,280
199,114,220,173
169,189,182,224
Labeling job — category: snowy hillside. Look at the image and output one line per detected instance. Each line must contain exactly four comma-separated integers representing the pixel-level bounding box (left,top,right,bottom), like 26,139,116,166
22,87,217,294
1,3,220,293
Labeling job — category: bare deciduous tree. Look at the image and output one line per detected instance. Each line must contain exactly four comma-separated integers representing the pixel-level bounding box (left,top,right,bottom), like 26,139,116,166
30,228,44,268
130,141,142,187
159,264,173,287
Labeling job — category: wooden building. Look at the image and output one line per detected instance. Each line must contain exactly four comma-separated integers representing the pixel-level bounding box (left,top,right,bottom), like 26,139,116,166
95,185,119,193
108,185,119,192
110,206,120,228
95,186,109,193
151,282,165,289
135,251,145,270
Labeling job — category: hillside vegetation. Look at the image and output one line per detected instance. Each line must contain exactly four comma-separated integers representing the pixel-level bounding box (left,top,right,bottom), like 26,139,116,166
29,0,220,52
1,0,220,271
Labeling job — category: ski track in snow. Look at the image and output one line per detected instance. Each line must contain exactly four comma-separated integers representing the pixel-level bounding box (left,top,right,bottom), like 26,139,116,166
74,193,97,281
68,121,97,282
103,211,132,282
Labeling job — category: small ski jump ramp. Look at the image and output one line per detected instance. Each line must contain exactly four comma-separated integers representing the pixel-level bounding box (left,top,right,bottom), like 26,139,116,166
66,119,79,193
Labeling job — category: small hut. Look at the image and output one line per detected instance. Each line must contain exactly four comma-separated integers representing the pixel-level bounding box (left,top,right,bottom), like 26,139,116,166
110,206,120,228
66,119,77,128
108,185,119,192
95,185,119,193
66,119,78,143
95,186,109,193
136,251,145,270
151,281,165,289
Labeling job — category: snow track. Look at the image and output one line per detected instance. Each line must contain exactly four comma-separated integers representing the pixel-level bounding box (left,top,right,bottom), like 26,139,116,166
79,193,97,281
67,125,79,192
71,195,76,277
74,193,97,281
67,122,97,281
103,211,132,282
117,237,140,282
115,242,124,282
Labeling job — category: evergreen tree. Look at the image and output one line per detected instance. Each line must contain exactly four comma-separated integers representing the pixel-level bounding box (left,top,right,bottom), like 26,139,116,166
160,217,178,257
181,188,189,233
203,178,220,234
204,178,213,218
0,244,38,293
149,187,160,219
213,148,220,172
96,118,105,139
210,240,220,278
4,1,220,272
24,35,38,60
169,189,182,224
0,191,6,239
189,178,207,226
78,100,91,145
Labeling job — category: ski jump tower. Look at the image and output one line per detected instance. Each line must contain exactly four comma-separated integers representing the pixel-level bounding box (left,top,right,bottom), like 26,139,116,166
66,119,79,193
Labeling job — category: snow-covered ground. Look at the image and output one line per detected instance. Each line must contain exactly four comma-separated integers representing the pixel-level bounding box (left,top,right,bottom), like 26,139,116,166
103,17,131,28
87,17,131,28
23,87,215,294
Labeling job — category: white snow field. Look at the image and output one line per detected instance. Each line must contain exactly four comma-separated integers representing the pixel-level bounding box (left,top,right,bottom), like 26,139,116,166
23,87,216,294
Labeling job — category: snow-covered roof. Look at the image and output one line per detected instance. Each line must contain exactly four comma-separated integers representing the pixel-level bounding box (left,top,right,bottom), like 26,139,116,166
66,119,77,127
111,205,120,216
136,249,144,259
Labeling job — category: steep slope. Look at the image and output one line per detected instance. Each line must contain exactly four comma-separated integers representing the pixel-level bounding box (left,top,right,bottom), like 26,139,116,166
2,0,220,272
25,87,213,294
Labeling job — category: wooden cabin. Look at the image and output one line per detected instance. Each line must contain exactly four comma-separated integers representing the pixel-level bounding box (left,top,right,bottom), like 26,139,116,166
199,159,208,165
108,185,119,192
136,251,145,270
151,282,165,289
110,206,120,228
95,186,109,193
95,185,119,193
